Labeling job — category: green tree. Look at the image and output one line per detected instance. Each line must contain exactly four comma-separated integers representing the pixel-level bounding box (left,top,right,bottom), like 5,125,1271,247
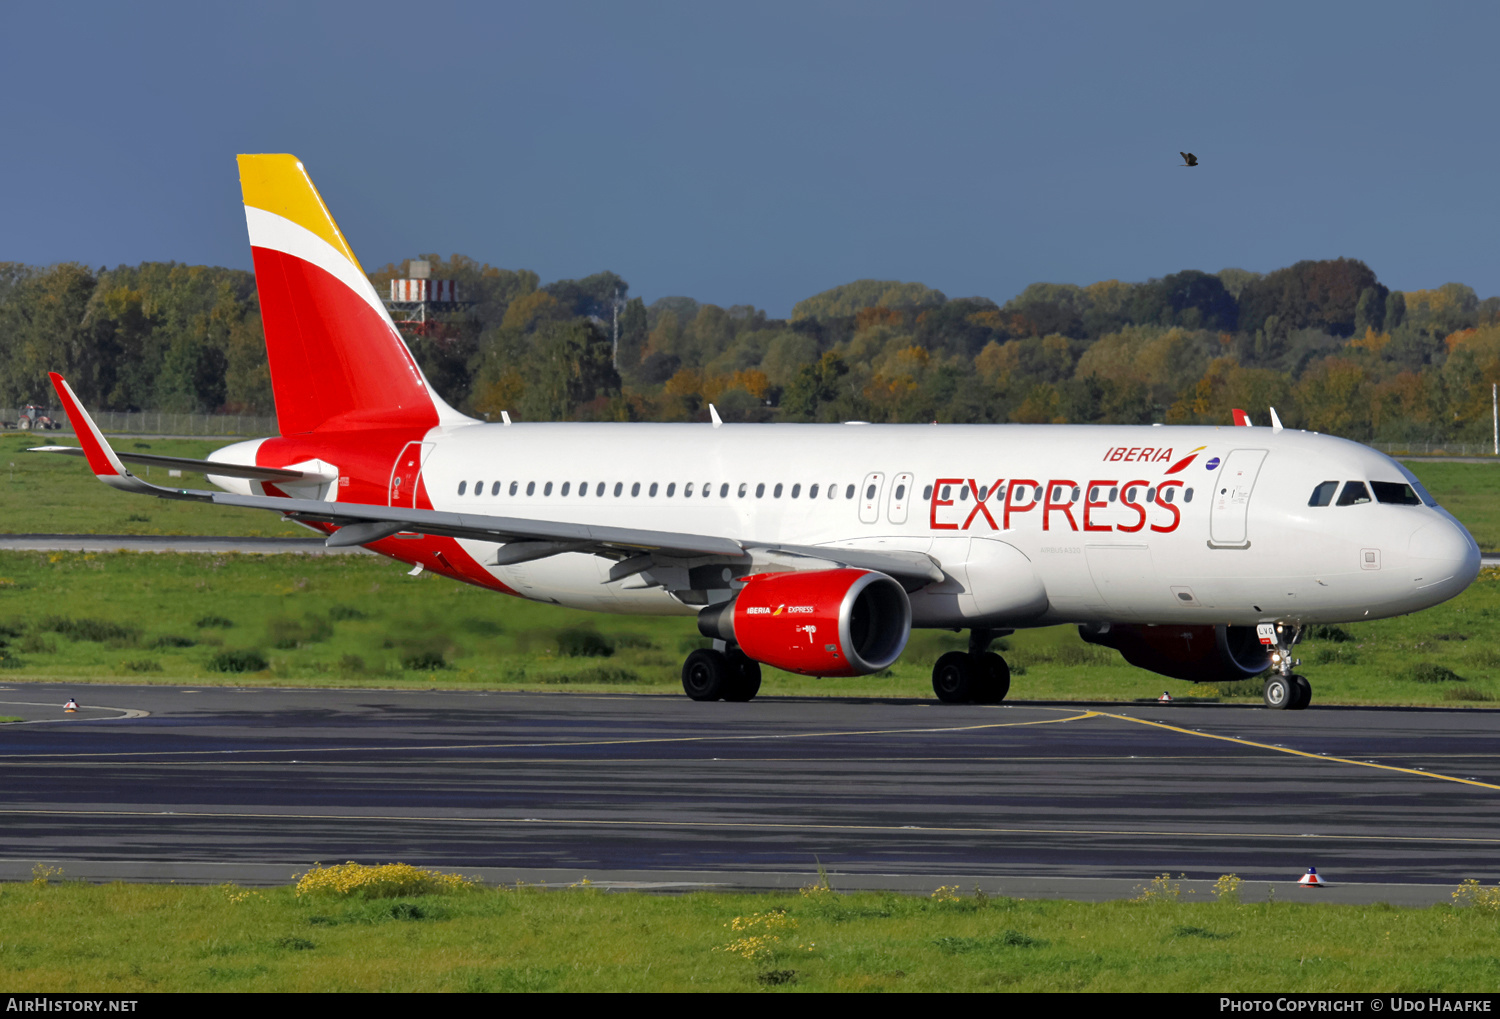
791,280,946,322
781,351,849,420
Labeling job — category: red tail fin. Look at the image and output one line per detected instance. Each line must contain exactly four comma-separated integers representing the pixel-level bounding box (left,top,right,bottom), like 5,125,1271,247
237,154,466,435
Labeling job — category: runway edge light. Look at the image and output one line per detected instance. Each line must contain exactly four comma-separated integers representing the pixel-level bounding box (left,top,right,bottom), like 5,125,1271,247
1298,866,1324,888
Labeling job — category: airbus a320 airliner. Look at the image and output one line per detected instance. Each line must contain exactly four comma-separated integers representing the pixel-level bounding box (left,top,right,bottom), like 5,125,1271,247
37,154,1482,710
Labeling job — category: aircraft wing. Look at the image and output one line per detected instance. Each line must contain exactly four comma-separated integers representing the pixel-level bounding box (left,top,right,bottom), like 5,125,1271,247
38,373,944,588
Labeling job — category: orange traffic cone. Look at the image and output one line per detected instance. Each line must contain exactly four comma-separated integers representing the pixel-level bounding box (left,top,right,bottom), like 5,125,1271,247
63,698,78,713
1158,691,1172,703
1298,867,1323,888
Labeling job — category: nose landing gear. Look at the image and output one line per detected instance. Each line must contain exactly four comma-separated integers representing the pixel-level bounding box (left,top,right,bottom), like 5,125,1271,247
1260,623,1310,710
932,629,1013,704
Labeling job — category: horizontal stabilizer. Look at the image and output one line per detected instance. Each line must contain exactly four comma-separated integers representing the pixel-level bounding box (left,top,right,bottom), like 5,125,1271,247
29,446,332,483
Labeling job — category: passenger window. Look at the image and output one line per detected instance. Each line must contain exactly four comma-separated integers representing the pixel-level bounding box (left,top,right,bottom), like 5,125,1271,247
596,482,605,496
685,482,694,497
1109,487,1118,502
791,484,800,498
773,483,783,498
895,484,906,500
957,486,967,501
631,482,641,497
1146,487,1155,502
720,483,730,498
1184,488,1194,503
1372,481,1421,506
994,485,1005,501
940,485,951,500
544,482,553,496
561,482,571,496
458,481,467,495
667,482,676,497
614,482,623,496
738,483,748,498
649,482,658,497
1070,486,1080,501
1308,481,1339,507
509,481,518,496
922,484,932,500
526,481,535,496
1162,487,1175,503
810,484,820,499
756,483,765,498
1089,486,1099,501
578,481,587,496
1337,481,1372,506
492,482,501,496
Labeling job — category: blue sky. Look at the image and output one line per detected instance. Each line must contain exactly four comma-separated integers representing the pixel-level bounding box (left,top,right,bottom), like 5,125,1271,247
5,1,1497,316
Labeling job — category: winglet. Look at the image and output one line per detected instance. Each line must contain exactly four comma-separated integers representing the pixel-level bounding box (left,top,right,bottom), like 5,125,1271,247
709,404,723,428
1231,408,1251,427
1269,406,1284,432
47,373,157,494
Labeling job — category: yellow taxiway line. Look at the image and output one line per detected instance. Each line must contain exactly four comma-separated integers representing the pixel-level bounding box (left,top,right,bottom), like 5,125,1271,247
1093,711,1500,791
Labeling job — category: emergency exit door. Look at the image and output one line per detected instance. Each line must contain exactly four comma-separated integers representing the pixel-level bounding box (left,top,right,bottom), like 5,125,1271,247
389,442,435,508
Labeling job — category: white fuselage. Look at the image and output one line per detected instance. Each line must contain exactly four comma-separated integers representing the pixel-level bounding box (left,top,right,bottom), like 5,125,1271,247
325,420,1478,630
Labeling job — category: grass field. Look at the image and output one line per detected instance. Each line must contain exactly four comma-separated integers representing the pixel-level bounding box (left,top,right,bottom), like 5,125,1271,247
1,548,1500,704
3,874,1499,992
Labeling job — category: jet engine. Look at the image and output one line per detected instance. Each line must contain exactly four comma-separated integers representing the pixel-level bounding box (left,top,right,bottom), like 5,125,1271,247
698,568,911,677
1079,623,1270,683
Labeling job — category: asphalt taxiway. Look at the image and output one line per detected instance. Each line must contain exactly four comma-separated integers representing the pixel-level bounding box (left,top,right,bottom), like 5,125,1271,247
2,684,1498,902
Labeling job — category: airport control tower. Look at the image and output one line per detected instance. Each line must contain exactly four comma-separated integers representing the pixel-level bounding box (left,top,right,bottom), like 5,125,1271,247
382,260,475,339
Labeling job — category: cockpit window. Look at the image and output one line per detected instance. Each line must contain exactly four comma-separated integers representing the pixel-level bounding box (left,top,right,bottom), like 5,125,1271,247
1336,481,1372,506
1308,481,1339,507
1371,481,1421,506
1393,462,1439,507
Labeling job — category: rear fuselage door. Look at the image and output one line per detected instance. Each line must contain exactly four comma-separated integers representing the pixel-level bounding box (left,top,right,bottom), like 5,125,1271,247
1209,448,1267,547
859,472,886,524
887,472,913,524
389,441,436,508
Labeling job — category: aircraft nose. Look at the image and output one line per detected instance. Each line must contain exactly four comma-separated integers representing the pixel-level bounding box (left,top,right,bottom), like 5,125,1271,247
1408,517,1481,596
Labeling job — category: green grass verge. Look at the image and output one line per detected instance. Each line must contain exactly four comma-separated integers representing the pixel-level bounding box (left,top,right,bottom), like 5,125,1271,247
3,878,1499,991
2,549,1500,704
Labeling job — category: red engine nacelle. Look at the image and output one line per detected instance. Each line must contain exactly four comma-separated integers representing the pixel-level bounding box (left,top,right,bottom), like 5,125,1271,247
698,568,911,677
1079,623,1271,683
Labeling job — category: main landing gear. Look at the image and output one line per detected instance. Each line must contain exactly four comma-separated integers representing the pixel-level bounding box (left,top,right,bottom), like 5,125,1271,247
682,645,762,702
1261,624,1310,710
932,629,1012,704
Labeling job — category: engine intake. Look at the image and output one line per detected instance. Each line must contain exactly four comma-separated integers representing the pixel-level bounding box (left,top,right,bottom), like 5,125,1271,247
1079,623,1270,683
698,568,911,677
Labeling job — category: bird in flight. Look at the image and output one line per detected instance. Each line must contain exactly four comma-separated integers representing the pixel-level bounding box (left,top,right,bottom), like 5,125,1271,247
1180,152,1198,167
